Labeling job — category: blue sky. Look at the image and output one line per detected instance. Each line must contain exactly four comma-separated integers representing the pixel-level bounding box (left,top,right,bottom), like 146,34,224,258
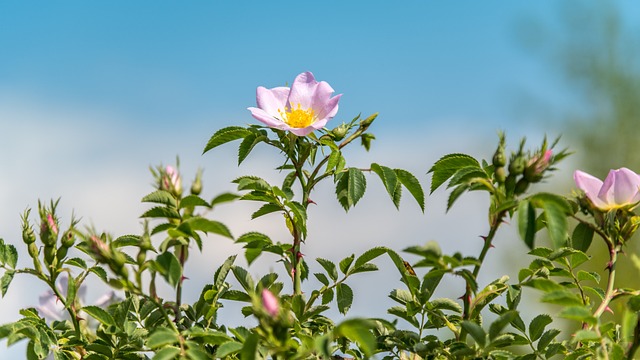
0,1,637,357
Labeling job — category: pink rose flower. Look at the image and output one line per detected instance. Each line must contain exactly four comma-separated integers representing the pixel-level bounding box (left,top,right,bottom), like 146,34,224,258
574,167,640,210
248,72,342,136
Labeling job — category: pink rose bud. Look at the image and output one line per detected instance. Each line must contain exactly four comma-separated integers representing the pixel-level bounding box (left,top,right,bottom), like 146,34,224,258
47,214,58,236
261,289,279,317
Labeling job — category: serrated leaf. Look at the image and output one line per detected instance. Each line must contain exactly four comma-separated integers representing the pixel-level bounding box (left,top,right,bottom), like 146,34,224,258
371,163,399,207
571,222,594,253
430,298,463,313
211,192,240,207
4,244,17,269
518,200,537,249
65,257,87,269
395,169,425,212
542,201,568,249
326,150,342,173
348,168,367,208
529,314,553,341
316,258,338,281
447,183,469,211
353,247,387,269
184,217,233,239
233,176,271,191
152,347,181,360
0,271,14,297
461,321,486,347
559,306,596,325
215,255,236,290
82,306,115,327
179,195,211,209
428,153,479,193
238,133,267,165
141,190,177,207
141,206,181,219
334,319,376,358
314,273,329,286
231,266,254,293
537,328,561,352
147,328,179,349
572,330,600,343
336,283,353,315
339,254,354,274
90,266,108,282
251,203,282,219
489,311,517,340
216,341,243,358
155,252,182,288
203,126,252,154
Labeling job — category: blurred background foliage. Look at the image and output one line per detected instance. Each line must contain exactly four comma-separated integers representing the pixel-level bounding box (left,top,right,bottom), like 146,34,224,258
523,0,640,325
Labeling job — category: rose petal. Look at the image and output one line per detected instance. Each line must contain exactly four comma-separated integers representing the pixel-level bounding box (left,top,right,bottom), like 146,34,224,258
248,107,285,128
256,86,289,118
287,72,318,110
611,168,640,205
574,170,607,209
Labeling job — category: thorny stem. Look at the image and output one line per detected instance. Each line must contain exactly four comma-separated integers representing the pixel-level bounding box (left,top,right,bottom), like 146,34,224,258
175,244,187,324
592,245,618,320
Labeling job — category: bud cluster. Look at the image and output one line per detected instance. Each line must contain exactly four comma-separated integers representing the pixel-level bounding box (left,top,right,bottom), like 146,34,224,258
493,134,558,196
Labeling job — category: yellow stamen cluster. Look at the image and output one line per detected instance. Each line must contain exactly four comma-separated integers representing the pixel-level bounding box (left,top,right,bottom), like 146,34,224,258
278,103,315,128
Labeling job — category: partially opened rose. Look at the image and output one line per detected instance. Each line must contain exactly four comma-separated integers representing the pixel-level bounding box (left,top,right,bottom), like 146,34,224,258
574,168,640,211
248,72,342,136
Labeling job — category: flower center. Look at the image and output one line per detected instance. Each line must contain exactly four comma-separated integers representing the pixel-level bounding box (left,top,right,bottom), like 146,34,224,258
279,103,315,128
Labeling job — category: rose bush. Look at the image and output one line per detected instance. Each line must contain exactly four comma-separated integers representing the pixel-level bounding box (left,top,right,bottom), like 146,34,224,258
0,72,638,359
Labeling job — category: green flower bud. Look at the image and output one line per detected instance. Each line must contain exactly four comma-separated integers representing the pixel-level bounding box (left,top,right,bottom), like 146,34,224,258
330,123,349,141
360,113,378,128
22,225,36,245
190,168,203,196
44,245,56,267
27,242,39,259
492,147,506,167
137,250,146,265
509,156,526,176
61,230,75,248
515,178,530,195
494,167,506,184
57,245,68,260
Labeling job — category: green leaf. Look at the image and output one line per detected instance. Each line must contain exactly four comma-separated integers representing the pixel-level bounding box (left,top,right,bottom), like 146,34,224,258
238,133,266,165
316,258,338,281
65,257,87,269
336,283,354,315
152,347,180,360
179,195,211,209
572,330,600,343
314,273,329,286
428,153,479,193
90,266,108,282
233,176,271,191
155,252,182,288
489,311,517,340
447,183,469,211
211,192,240,207
371,163,399,207
461,321,486,347
430,298,462,313
541,201,568,249
141,206,180,220
203,126,252,154
147,328,179,349
4,244,17,269
216,341,243,358
353,247,387,269
112,235,141,248
529,314,553,342
339,254,355,274
215,255,236,290
251,203,282,219
82,306,115,327
571,222,594,253
142,190,177,208
334,319,376,358
232,266,255,293
559,306,596,325
239,333,259,360
537,328,561,352
518,200,537,249
0,271,14,297
348,168,367,208
326,150,342,173
184,217,233,239
395,169,425,212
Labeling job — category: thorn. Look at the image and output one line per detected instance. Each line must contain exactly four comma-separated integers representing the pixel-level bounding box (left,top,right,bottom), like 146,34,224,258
307,198,317,205
605,261,613,271
605,306,614,314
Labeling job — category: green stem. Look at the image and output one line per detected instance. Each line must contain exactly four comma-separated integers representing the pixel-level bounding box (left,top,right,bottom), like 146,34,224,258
593,246,618,320
175,244,187,324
